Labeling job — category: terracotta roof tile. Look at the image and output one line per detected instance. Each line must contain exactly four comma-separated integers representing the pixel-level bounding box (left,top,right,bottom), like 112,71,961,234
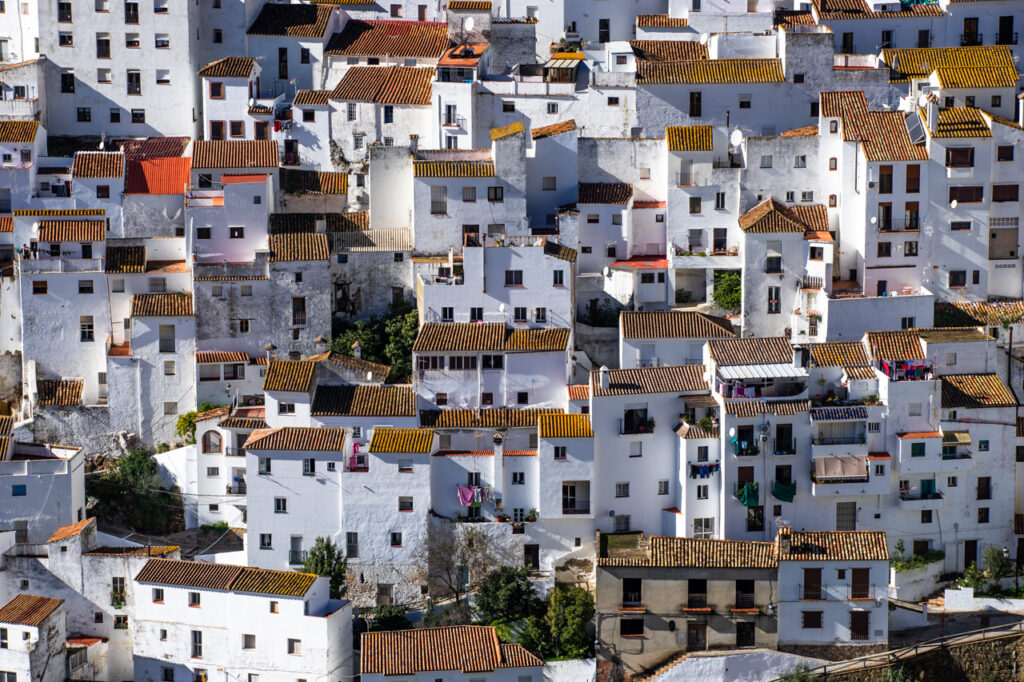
47,517,94,543
941,374,1017,409
305,350,391,379
0,594,63,627
779,529,888,562
448,0,491,9
505,328,570,351
866,330,924,361
567,384,589,401
294,89,331,107
790,205,829,232
125,157,192,195
72,152,125,178
844,366,875,379
362,626,541,675
230,566,318,597
198,57,258,78
774,10,816,27
131,293,194,317
118,136,190,161
247,3,336,37
420,408,561,428
268,232,329,261
935,66,1018,89
218,417,267,430
543,239,577,263
490,121,525,141
941,300,1024,326
629,40,707,62
810,342,869,367
413,323,569,352
0,216,11,232
368,427,434,453
37,379,83,406
15,208,104,217
38,220,105,242
331,65,434,105
85,545,178,556
781,124,819,137
639,58,783,84
196,351,248,364
925,107,992,138
599,536,776,568
676,422,719,439
739,199,816,233
724,399,810,417
636,14,688,28
821,91,927,162
0,120,38,143
579,183,632,205
532,120,577,140
326,20,450,58
138,559,318,597
311,385,416,416
0,415,10,436
621,311,733,339
666,125,712,152
192,140,278,169
244,426,348,451
707,337,793,365
414,160,494,177
331,211,371,232
883,46,1016,83
915,327,990,343
263,360,317,393
194,405,230,422
591,365,707,397
281,168,348,195
539,413,593,438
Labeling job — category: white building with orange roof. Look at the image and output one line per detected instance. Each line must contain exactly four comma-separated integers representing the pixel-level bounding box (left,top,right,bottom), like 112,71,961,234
0,594,66,682
0,433,84,545
321,18,450,85
245,3,342,99
133,558,352,682
618,310,735,369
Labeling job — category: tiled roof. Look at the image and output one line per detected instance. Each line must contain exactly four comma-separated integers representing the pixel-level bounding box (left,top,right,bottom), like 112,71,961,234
638,58,784,84
676,423,719,439
294,89,331,107
38,220,105,242
810,406,868,421
72,152,125,178
810,341,869,367
194,405,230,422
941,300,1024,326
131,293,194,317
739,198,815,233
707,337,792,366
915,327,990,343
413,160,495,177
0,415,10,436
811,0,941,19
118,136,190,161
85,545,178,557
935,66,1018,89
591,365,707,397
37,379,83,406
47,517,94,543
368,427,434,453
820,91,927,162
420,408,562,428
311,385,416,416
724,399,810,417
14,209,104,216
362,626,542,675
925,107,992,138
268,233,329,261
490,121,525,141
0,594,63,627
125,157,192,195
198,57,257,78
578,183,632,205
780,529,889,562
196,351,249,364
774,10,816,27
247,3,336,37
331,228,413,252
866,330,924,361
412,324,569,352
781,124,819,137
844,366,875,380
636,14,688,28
263,360,316,393
192,140,278,169
941,374,1017,409
330,66,434,105
539,413,593,438
532,120,577,140
0,216,10,232
882,46,1016,83
244,427,348,451
331,211,371,232
136,558,317,597
543,239,577,263
621,311,733,339
326,20,450,58
666,125,712,152
790,204,829,232
599,536,776,568
0,120,39,143
218,416,267,429
567,385,589,401
306,350,391,380
629,40,708,62
448,0,491,9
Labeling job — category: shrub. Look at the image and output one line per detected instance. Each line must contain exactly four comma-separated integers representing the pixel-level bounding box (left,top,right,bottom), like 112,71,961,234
712,270,741,310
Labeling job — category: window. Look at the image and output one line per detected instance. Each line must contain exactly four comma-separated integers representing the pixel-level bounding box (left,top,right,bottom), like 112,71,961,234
620,618,643,637
274,497,287,513
303,458,316,475
760,155,772,168
793,73,804,83
535,308,547,323
993,185,1019,203
487,186,504,202
693,517,713,539
946,147,974,168
801,191,814,202
904,241,918,256
164,361,175,376
345,532,359,558
978,440,989,452
767,286,780,314
615,482,629,498
689,197,701,214
514,307,527,323
80,316,95,342
997,146,1014,162
258,457,271,475
115,615,128,629
11,484,26,496
517,391,529,405
697,484,708,500
829,120,838,134
430,186,446,214
163,402,177,416
950,221,971,232
689,91,702,116
786,191,795,203
949,270,967,288
131,109,145,124
607,97,620,106
61,71,75,93
502,101,515,113
802,611,823,628
504,270,523,286
398,496,414,511
229,120,244,137
259,534,272,549
713,191,726,210
547,102,558,114
243,634,256,650
191,630,202,658
794,155,806,168
979,507,989,523
188,591,201,607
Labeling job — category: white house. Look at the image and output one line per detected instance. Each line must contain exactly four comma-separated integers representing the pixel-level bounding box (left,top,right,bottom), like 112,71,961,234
619,311,734,368
0,432,84,545
0,594,65,682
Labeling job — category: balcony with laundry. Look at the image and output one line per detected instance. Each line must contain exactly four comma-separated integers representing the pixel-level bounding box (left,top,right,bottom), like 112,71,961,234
810,453,888,496
897,479,944,510
810,407,868,459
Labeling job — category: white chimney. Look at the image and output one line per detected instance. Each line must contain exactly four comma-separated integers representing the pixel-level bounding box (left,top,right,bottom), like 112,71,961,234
492,433,503,507
1018,93,1024,127
926,96,938,134
315,217,327,233
599,365,610,390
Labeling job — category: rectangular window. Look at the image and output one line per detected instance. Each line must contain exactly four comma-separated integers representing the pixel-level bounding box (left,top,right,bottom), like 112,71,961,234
487,186,504,202
302,458,316,476
689,197,701,214
258,457,271,475
993,185,1019,203
802,611,823,628
259,533,272,549
767,286,780,314
80,316,95,342
615,482,629,498
949,270,967,287
346,532,359,558
945,147,974,168
274,497,287,513
504,270,523,286
997,146,1014,162
760,155,772,168
191,630,202,658
430,186,446,214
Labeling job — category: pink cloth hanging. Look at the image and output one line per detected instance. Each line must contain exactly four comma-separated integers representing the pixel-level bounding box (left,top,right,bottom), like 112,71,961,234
457,485,475,507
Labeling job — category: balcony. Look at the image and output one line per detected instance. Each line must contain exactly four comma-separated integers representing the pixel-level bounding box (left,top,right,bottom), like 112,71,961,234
897,489,943,510
621,592,643,609
281,152,301,166
562,502,591,515
675,171,710,187
811,433,867,459
227,482,247,495
224,447,244,457
801,276,823,290
442,114,466,128
960,33,983,46
997,32,1018,45
345,453,368,472
620,414,655,436
110,591,126,608
732,593,756,611
879,217,920,232
734,482,759,507
733,441,760,457
289,550,308,565
795,584,879,601
292,312,306,326
106,334,131,358
684,594,708,611
772,480,796,503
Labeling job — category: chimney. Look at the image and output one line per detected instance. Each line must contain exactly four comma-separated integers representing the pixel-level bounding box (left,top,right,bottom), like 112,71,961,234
926,96,938,134
1018,93,1024,127
315,217,327,233
778,523,792,556
492,433,503,508
351,341,362,359
599,365,610,390
409,134,419,153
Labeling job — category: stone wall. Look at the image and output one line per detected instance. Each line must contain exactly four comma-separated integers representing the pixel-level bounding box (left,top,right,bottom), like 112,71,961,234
778,643,887,662
575,321,619,370
0,350,21,415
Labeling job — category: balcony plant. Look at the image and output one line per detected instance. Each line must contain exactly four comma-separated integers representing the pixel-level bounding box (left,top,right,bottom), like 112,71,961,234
526,508,539,522
697,416,715,431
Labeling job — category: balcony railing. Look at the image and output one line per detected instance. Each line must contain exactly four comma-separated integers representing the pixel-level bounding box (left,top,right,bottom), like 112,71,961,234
960,33,983,46
110,591,126,608
224,447,244,457
799,584,823,601
292,312,306,326
620,417,655,435
675,172,710,187
898,489,943,502
622,592,642,607
562,503,591,515
801,276,823,290
227,482,247,495
997,32,1018,45
345,454,368,472
812,435,866,446
443,114,466,128
685,594,708,609
880,217,920,232
289,550,308,565
734,593,755,609
977,486,992,501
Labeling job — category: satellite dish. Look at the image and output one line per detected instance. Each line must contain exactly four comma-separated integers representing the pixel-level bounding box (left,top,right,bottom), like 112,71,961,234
729,128,743,147
464,16,475,32
498,303,506,312
870,216,877,224
950,199,958,209
699,33,709,45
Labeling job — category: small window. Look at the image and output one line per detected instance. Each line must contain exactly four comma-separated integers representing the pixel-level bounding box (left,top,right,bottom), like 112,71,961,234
542,176,556,191
33,281,47,295
997,146,1014,162
79,279,94,294
802,611,823,628
188,592,201,607
502,101,514,113
399,496,414,511
554,446,567,460
243,634,256,650
229,227,244,239
620,618,643,637
287,639,302,655
615,482,630,498
760,155,772,168
607,97,620,106
390,532,403,547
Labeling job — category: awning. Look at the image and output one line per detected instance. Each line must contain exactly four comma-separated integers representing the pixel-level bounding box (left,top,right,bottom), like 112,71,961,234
544,58,582,69
814,455,868,479
683,394,718,408
942,430,971,445
810,406,868,421
718,364,809,380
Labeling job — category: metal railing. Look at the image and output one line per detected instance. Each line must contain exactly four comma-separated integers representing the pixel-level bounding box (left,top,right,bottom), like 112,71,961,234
562,504,591,514
227,483,247,495
801,276,823,289
224,447,244,457
881,217,920,231
292,312,306,326
675,171,710,187
734,593,755,609
622,592,642,607
997,31,1018,45
812,435,866,445
960,33,983,46
685,594,708,609
898,489,943,501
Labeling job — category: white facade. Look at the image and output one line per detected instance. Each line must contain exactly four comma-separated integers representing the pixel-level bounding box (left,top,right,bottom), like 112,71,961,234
0,440,85,545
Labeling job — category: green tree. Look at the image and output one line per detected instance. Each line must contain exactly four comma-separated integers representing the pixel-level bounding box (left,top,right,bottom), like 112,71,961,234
517,614,554,658
175,402,221,444
383,304,419,382
712,270,741,310
302,536,348,599
546,585,594,659
330,319,385,365
368,604,412,632
475,567,545,625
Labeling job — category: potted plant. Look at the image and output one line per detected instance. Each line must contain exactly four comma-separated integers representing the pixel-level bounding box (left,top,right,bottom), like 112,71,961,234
697,416,715,431
526,508,539,522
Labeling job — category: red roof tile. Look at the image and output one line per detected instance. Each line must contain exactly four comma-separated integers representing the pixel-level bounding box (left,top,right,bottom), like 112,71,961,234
125,157,191,195
192,140,278,169
326,20,450,58
47,517,94,543
248,3,337,37
72,152,125,178
362,626,542,675
0,594,63,627
330,66,434,105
